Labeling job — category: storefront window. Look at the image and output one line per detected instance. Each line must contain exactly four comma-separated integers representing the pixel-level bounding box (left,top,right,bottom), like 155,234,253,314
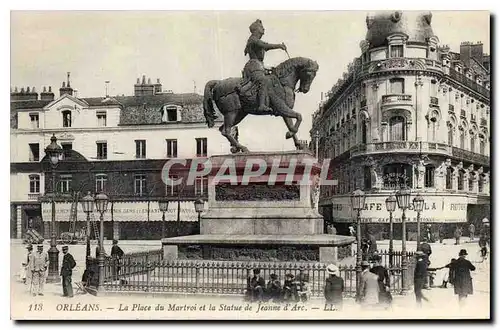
382,163,412,189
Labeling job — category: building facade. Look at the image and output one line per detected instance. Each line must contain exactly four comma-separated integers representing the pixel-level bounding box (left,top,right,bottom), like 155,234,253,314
11,75,228,240
311,11,490,239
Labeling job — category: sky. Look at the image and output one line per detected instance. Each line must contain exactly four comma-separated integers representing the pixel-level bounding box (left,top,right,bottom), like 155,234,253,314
10,11,490,151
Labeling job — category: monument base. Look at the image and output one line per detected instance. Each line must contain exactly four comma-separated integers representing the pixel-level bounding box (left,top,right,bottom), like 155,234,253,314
162,234,355,263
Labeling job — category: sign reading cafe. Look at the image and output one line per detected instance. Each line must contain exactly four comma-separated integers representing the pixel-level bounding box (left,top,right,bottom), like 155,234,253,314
330,195,468,223
41,201,200,222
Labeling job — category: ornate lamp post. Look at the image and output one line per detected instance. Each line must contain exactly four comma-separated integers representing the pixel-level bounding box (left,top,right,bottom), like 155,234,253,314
395,188,411,294
158,197,169,238
194,199,205,224
81,191,95,266
413,194,425,249
44,134,63,283
351,189,366,301
385,195,397,269
95,192,109,292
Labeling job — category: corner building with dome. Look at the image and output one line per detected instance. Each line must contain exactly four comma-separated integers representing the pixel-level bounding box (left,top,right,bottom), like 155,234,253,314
311,11,490,240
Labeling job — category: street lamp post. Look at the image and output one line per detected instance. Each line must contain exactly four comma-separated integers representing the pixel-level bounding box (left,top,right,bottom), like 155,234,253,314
194,199,205,224
413,194,425,249
396,188,411,294
94,192,109,292
158,197,169,239
385,195,397,269
351,189,366,302
81,191,95,267
44,134,63,283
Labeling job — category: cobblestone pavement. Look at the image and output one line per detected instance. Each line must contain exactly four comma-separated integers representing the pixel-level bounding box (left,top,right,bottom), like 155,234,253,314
10,239,490,320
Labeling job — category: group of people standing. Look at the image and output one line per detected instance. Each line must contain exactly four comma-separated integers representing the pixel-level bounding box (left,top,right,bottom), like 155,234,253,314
20,244,76,298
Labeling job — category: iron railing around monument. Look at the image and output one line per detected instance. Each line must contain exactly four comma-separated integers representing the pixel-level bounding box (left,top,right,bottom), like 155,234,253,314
100,250,415,297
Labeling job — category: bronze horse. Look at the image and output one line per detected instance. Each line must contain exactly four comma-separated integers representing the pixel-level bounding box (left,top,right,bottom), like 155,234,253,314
203,57,319,153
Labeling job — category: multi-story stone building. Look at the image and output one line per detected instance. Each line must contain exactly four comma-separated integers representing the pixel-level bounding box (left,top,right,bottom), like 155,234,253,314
311,11,490,239
11,74,228,240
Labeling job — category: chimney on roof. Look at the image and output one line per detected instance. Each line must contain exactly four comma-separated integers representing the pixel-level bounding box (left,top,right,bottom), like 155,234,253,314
147,78,151,85
460,41,484,67
41,85,55,101
10,85,38,101
154,78,162,94
135,75,156,96
59,72,74,96
142,75,146,84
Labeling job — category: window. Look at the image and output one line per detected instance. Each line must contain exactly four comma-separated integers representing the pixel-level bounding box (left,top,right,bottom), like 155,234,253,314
480,137,485,155
361,120,367,144
446,167,453,189
29,175,40,193
382,163,413,189
364,166,372,190
97,111,107,127
95,174,107,193
29,143,40,162
430,81,438,96
195,177,209,196
62,110,72,128
458,170,465,191
166,175,179,196
389,116,406,141
470,135,476,153
390,45,403,58
134,174,147,196
468,177,473,192
166,139,178,158
59,174,72,194
135,140,146,159
429,117,437,141
29,113,39,129
448,125,454,146
162,106,180,123
424,166,435,188
390,78,404,94
96,142,107,160
459,128,465,149
196,138,208,157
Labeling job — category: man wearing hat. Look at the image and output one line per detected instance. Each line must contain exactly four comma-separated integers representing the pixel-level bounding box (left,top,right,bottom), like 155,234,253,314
266,273,282,302
246,268,265,302
60,246,76,297
370,254,392,308
282,273,297,302
324,264,344,309
29,244,49,296
450,249,476,306
110,239,124,280
413,250,430,307
359,260,379,308
296,266,310,302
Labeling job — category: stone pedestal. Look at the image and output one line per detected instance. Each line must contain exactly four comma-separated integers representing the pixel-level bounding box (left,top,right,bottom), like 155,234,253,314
162,151,354,262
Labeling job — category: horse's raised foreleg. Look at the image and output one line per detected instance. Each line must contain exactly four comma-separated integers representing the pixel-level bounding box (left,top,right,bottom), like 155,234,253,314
271,95,302,139
220,111,249,153
282,117,302,149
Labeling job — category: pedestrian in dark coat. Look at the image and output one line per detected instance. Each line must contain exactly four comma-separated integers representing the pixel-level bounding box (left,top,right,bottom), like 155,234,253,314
454,227,462,245
60,246,76,298
246,268,265,302
450,249,476,307
265,273,282,302
414,251,430,307
438,224,445,244
110,240,124,280
370,254,392,308
282,273,297,302
324,264,344,310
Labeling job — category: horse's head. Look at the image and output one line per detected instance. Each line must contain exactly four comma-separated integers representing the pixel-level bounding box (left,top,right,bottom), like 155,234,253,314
297,58,319,94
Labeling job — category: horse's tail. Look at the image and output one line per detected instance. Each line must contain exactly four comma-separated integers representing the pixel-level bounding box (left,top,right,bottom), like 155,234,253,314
203,80,219,128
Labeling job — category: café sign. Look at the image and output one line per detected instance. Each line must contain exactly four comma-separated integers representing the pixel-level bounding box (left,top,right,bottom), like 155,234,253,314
42,201,200,222
331,195,468,223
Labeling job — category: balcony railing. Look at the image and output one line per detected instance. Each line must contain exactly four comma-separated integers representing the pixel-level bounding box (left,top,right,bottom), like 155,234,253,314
28,193,40,201
448,104,454,113
460,109,466,118
448,69,490,99
470,115,477,123
430,96,439,106
351,141,452,157
451,146,489,166
381,94,412,105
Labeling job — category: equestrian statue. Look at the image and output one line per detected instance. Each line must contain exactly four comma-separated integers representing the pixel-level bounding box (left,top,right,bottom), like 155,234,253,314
203,19,319,153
